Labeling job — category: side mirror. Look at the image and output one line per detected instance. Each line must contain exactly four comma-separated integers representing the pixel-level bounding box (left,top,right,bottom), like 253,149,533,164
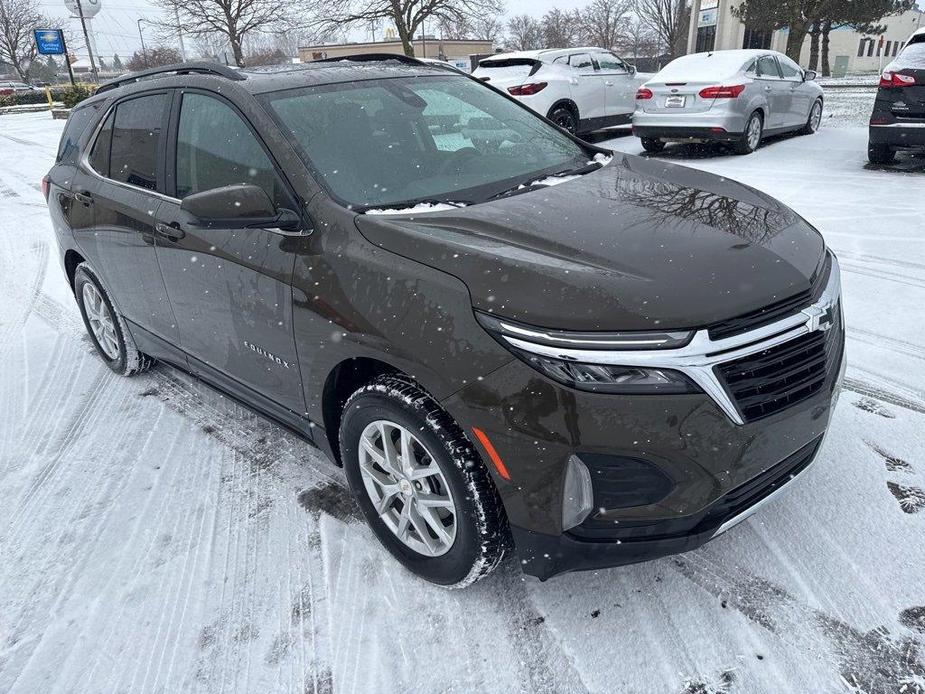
180,184,300,231
628,65,637,75
804,70,817,81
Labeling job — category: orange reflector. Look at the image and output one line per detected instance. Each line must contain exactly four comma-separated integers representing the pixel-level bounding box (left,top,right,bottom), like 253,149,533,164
471,427,511,481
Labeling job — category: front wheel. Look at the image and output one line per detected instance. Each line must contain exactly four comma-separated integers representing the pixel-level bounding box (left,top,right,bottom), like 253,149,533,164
800,98,823,135
640,137,665,153
74,263,153,376
868,141,896,164
339,374,509,587
734,111,763,154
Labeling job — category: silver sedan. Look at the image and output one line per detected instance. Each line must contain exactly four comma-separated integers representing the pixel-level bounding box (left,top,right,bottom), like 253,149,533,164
632,49,824,155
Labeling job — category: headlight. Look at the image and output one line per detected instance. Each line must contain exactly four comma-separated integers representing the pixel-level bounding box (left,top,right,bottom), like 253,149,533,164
476,312,699,394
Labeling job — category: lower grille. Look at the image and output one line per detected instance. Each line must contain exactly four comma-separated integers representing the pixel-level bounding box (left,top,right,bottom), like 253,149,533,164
717,307,842,422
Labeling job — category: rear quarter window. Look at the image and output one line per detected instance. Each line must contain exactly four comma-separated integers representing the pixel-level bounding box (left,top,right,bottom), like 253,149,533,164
56,102,102,164
889,42,925,70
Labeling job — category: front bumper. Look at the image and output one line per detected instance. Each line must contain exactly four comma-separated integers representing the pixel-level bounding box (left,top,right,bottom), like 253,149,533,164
442,260,846,580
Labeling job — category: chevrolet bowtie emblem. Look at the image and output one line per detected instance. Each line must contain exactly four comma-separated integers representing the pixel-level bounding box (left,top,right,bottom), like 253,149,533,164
802,304,834,333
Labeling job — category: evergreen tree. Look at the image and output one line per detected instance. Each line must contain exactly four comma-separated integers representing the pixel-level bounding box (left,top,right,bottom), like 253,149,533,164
112,53,123,70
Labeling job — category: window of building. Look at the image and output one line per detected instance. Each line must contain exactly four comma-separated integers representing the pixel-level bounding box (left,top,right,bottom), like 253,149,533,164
696,25,716,53
858,38,868,57
743,27,772,50
868,40,875,57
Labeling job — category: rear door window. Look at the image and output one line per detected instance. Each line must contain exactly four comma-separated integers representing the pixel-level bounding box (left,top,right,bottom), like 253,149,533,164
109,93,168,192
569,53,596,73
756,56,781,78
88,110,114,176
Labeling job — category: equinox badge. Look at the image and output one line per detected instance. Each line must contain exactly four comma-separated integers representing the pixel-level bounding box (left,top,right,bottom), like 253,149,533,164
244,340,291,368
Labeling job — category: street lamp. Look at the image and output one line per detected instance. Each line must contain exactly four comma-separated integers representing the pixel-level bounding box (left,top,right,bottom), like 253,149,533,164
137,19,148,68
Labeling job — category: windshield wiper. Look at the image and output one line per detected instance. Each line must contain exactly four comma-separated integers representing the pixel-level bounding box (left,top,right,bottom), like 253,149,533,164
486,162,603,202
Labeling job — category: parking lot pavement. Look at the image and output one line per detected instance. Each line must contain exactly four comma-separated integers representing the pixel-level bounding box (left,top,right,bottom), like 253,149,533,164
1,112,923,693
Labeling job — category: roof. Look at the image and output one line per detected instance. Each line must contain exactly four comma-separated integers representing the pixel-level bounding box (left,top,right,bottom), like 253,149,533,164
90,56,460,102
483,47,616,62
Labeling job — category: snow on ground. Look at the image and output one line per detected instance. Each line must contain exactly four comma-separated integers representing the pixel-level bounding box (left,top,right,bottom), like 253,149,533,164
1,111,923,694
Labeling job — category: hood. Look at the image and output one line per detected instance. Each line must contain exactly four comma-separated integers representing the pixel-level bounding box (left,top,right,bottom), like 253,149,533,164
354,155,826,332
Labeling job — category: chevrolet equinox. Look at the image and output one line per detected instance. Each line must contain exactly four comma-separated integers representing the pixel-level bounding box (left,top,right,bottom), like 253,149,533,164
45,58,846,586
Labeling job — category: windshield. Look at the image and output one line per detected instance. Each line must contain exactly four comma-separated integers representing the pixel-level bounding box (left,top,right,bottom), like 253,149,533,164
262,75,589,210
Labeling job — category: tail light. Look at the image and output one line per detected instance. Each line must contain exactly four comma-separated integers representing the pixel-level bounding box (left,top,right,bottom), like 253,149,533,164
0,88,13,96
507,82,547,96
699,84,746,99
879,71,916,88
41,175,50,201
636,87,653,100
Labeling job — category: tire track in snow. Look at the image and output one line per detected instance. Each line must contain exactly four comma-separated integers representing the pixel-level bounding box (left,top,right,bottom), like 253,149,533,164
671,553,925,694
848,327,925,362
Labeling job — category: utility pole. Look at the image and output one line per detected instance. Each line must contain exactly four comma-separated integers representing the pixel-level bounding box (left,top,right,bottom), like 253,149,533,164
137,19,148,68
61,33,77,85
175,7,187,61
74,0,98,81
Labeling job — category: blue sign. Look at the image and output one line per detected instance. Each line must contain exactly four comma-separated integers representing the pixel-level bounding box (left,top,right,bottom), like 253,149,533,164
34,29,65,55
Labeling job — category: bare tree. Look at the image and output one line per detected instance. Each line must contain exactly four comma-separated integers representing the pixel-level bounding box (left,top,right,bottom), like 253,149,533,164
0,0,44,80
634,0,689,59
470,14,503,42
578,0,632,50
153,0,315,67
618,15,659,63
506,14,543,50
314,0,503,58
541,8,581,48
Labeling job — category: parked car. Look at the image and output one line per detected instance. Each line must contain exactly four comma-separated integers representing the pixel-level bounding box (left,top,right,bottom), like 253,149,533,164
868,27,925,164
45,57,845,586
473,48,650,135
633,49,824,154
0,80,35,96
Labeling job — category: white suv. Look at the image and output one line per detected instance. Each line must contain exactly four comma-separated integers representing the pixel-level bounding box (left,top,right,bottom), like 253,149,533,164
473,48,651,135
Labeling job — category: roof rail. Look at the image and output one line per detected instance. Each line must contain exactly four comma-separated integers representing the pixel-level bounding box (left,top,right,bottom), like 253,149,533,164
96,61,245,95
311,53,425,66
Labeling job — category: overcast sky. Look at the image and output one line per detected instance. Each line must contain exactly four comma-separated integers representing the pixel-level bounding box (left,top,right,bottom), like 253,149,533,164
47,0,596,63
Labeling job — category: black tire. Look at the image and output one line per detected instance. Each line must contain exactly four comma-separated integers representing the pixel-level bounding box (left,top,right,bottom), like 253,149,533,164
74,263,153,376
799,98,823,135
640,137,665,153
733,111,763,155
548,105,578,134
340,374,509,587
868,141,896,165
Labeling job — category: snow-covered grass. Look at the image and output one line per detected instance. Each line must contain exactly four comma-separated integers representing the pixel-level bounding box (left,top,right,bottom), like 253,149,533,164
1,112,924,693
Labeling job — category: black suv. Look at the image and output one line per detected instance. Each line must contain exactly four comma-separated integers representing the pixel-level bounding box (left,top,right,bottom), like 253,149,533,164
46,58,845,585
869,28,925,164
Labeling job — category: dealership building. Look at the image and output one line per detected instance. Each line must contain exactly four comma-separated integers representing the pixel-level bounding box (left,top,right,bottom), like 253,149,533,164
298,38,494,71
687,0,925,74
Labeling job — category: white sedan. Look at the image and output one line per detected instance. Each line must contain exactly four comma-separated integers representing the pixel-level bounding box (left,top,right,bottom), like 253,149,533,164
473,48,651,135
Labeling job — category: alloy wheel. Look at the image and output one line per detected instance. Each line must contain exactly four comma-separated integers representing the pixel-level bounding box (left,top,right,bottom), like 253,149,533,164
810,101,822,132
82,281,120,360
746,115,762,150
358,420,457,557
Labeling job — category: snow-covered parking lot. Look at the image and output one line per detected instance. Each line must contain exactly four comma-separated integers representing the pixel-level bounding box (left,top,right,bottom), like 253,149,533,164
1,110,924,694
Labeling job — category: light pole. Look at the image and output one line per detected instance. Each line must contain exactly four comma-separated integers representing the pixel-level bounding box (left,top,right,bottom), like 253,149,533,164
137,19,148,68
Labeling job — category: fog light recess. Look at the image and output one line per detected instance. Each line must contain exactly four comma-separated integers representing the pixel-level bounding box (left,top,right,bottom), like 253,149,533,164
562,455,594,530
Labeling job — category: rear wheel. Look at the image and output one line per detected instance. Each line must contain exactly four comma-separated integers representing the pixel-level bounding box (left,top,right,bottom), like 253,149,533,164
640,137,665,153
548,105,578,134
800,98,823,135
74,263,153,376
734,111,763,155
339,374,509,587
868,141,896,164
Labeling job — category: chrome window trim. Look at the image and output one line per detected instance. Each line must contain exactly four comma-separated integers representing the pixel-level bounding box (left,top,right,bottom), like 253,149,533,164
80,97,182,204
501,253,842,425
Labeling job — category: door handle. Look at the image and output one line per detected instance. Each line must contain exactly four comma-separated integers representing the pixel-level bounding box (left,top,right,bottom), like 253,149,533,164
74,190,93,206
154,222,186,242
764,86,772,92
605,81,614,86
